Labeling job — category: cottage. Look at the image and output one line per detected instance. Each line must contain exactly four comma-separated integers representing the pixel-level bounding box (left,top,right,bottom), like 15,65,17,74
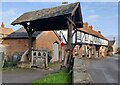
59,22,108,58
3,27,61,62
0,22,13,43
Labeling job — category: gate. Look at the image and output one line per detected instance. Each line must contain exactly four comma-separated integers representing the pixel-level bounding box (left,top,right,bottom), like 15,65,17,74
31,49,48,68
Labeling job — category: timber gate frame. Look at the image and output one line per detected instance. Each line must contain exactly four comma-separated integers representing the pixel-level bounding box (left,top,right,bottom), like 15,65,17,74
11,2,83,66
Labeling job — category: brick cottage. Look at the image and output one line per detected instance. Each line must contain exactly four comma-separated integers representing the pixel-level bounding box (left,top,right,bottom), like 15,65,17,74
3,27,61,62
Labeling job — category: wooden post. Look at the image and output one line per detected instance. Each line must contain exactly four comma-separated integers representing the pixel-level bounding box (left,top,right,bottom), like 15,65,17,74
67,17,74,65
23,25,34,62
28,27,32,61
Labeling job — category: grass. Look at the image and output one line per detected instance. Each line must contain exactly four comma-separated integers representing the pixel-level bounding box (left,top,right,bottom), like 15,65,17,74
32,70,71,84
48,62,60,68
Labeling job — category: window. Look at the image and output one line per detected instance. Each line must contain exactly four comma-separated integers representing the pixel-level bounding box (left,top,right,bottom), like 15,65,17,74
94,37,97,42
85,34,89,41
77,31,81,40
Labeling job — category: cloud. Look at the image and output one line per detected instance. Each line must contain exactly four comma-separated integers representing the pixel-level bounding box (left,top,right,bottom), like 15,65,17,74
85,15,100,22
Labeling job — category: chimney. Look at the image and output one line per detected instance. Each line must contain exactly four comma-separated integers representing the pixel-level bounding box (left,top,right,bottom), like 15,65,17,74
83,22,88,28
98,31,101,34
89,26,93,30
113,37,115,41
1,22,5,28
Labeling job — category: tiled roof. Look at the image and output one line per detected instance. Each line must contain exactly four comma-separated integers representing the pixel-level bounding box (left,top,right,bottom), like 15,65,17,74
0,22,14,36
4,27,61,41
0,27,13,35
79,22,108,40
4,27,42,39
11,2,80,25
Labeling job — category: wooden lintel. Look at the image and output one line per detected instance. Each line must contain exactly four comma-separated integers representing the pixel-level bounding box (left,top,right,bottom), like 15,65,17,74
67,17,76,27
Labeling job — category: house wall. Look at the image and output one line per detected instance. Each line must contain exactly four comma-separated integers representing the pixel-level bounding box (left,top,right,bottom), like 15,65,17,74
2,39,29,58
3,31,61,62
112,42,117,54
72,44,107,58
35,31,61,52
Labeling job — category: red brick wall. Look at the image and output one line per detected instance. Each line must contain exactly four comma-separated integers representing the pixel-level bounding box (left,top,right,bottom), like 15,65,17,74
3,31,61,58
35,31,61,51
3,39,29,57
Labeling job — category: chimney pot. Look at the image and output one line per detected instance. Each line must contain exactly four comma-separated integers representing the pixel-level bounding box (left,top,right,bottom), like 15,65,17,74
89,26,93,29
98,31,101,34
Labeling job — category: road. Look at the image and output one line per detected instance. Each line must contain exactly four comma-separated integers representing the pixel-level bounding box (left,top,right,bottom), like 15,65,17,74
87,54,119,83
2,67,60,83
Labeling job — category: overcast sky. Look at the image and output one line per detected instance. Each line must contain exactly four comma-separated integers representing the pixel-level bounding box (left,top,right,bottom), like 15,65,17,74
0,1,119,46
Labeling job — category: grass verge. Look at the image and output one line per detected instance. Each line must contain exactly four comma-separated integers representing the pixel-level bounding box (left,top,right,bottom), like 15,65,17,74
48,62,60,68
32,70,71,84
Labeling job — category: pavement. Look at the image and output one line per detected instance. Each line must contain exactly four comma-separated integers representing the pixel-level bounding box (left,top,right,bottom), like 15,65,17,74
86,54,119,83
2,67,60,83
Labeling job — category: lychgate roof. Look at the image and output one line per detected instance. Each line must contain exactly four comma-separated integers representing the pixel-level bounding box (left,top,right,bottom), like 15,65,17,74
12,3,78,25
11,2,83,30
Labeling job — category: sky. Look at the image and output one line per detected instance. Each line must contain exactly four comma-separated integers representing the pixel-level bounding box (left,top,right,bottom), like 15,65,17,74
0,1,119,46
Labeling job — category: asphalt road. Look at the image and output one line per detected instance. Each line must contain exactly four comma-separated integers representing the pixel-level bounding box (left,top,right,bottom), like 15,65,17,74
87,54,119,83
2,67,60,83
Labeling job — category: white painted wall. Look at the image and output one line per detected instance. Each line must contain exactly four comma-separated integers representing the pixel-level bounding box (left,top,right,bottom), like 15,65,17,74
57,30,108,46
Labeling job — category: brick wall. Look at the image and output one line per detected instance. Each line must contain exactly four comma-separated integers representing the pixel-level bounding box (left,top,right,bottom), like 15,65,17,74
35,31,61,51
3,31,61,59
3,39,29,58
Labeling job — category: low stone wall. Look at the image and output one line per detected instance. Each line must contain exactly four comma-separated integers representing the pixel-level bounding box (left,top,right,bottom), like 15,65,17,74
72,56,93,83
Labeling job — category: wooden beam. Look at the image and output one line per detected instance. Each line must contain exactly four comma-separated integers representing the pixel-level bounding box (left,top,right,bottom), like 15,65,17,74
67,17,76,27
71,2,79,16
